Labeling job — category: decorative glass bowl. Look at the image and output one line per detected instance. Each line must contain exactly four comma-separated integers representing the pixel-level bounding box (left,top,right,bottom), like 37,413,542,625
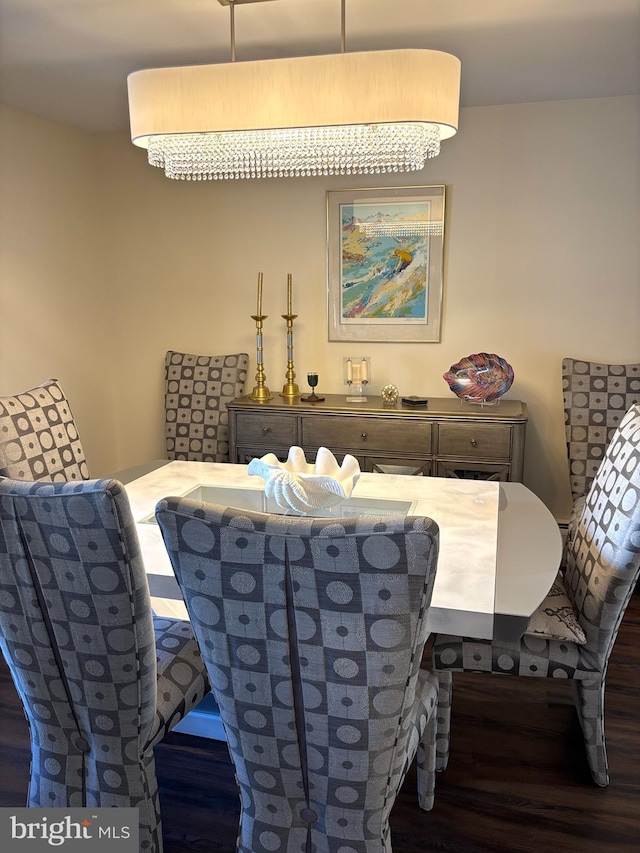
443,352,514,404
247,446,361,512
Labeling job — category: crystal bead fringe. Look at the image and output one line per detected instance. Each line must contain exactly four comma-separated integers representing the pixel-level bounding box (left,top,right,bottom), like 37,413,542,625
147,123,441,181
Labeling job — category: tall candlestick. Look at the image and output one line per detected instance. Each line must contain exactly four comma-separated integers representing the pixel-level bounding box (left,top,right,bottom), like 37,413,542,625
280,286,301,398
250,313,272,401
251,273,271,401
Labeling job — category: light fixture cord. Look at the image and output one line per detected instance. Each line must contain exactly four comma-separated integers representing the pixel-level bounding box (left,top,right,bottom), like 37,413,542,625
229,0,236,62
229,0,345,61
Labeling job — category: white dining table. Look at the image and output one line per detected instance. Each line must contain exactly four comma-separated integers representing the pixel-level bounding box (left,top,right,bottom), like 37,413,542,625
124,461,562,643
122,461,562,740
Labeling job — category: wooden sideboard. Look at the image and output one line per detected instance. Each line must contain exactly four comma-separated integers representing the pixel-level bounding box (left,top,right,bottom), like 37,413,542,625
228,394,527,482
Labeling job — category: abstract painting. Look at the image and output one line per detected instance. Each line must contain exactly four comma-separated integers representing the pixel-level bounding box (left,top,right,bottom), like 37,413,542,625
327,186,445,342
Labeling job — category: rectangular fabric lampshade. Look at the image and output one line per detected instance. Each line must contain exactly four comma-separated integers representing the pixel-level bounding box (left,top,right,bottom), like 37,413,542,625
128,49,461,180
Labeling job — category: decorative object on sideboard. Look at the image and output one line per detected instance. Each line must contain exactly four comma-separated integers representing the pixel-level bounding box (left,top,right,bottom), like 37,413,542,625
401,395,429,408
250,272,272,401
344,357,370,402
301,372,325,403
327,185,446,343
381,384,399,407
280,273,301,399
127,0,461,181
247,446,361,512
443,353,514,405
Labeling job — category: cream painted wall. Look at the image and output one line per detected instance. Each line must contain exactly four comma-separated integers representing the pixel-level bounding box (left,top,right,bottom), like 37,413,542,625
2,96,638,521
0,103,118,475
98,94,639,521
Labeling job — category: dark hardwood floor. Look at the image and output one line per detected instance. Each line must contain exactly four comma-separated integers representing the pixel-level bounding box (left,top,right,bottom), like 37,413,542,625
1,594,638,853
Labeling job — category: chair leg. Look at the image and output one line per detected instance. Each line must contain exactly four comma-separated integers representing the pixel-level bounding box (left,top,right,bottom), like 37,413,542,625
435,671,452,772
416,709,437,811
572,676,609,787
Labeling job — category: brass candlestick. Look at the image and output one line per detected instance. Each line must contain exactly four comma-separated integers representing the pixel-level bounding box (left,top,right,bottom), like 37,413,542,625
250,272,272,401
250,314,272,401
280,313,301,398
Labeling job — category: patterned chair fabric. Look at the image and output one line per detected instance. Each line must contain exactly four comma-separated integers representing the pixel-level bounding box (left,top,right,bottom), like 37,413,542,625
0,478,210,852
562,357,640,501
156,499,442,853
0,379,90,482
165,350,249,463
432,403,640,786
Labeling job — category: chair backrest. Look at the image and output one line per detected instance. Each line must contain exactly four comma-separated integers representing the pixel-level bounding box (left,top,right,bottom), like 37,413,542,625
562,358,640,501
164,350,249,463
0,379,90,482
156,499,439,852
563,403,640,672
0,477,157,805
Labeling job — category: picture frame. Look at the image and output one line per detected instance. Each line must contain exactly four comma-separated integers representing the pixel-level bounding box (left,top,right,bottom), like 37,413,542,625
326,185,446,343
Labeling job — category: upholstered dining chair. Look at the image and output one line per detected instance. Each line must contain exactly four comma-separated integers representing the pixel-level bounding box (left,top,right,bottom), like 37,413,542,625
0,477,210,853
0,378,90,481
562,357,640,503
432,402,640,787
164,350,249,463
156,499,442,852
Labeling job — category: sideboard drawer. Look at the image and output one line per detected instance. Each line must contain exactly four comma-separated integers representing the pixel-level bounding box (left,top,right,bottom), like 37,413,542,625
302,416,432,454
235,413,296,447
438,423,512,460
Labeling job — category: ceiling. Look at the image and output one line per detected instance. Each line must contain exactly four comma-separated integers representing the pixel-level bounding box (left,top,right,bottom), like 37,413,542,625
1,0,639,134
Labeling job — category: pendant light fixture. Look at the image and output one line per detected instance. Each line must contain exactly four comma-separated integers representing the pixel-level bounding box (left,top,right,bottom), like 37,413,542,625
127,0,461,181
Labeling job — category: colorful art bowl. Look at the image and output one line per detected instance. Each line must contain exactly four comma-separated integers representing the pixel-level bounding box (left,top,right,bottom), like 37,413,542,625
443,353,514,404
247,446,361,512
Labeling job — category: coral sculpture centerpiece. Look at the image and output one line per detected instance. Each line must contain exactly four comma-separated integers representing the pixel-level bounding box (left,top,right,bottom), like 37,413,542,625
443,352,514,404
247,446,361,513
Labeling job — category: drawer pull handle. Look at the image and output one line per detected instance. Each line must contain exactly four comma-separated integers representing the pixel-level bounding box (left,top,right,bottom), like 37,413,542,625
470,438,478,447
262,427,272,435
361,432,368,441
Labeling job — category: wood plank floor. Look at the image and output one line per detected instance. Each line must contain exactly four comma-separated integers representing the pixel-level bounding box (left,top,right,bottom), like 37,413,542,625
0,593,638,853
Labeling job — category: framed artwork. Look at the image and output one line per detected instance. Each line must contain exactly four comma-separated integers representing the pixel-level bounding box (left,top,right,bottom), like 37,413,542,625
326,185,446,343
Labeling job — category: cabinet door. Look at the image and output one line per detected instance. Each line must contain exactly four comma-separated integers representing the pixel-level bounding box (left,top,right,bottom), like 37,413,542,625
366,457,432,476
435,459,511,481
236,447,290,465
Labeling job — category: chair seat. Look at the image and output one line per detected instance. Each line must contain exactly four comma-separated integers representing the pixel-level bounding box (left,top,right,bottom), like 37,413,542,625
151,616,210,747
524,571,587,645
432,630,597,680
